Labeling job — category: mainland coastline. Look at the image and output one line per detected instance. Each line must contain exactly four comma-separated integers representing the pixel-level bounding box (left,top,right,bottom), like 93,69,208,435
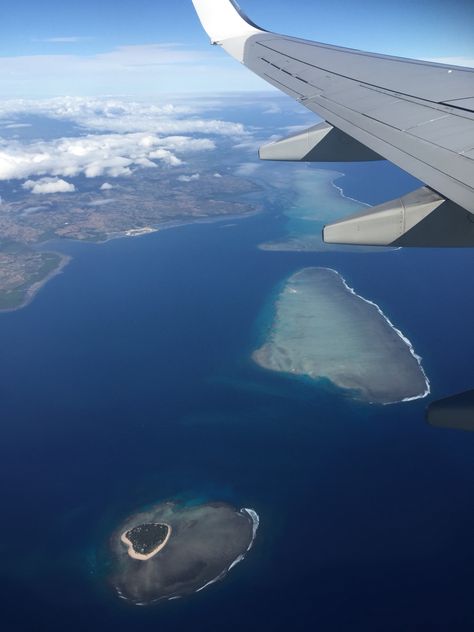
0,251,71,314
0,170,261,313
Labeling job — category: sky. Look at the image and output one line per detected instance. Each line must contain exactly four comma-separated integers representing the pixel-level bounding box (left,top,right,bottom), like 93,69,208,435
0,0,473,97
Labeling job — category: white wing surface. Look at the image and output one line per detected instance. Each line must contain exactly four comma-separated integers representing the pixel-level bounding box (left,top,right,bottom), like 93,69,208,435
192,0,474,246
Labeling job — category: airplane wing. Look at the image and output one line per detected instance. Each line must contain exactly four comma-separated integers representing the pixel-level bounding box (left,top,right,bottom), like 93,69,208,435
192,0,474,247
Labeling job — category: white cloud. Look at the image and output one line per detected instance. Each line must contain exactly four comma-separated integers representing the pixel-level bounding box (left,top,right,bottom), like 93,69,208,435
3,123,32,129
148,148,182,166
100,182,113,190
35,37,89,44
0,97,248,137
0,97,254,186
87,198,116,207
232,138,264,153
235,163,260,177
0,131,218,182
263,103,282,115
22,177,75,194
178,173,200,182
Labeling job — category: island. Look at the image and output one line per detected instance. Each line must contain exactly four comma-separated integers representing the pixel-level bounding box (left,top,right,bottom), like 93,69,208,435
253,267,430,404
120,523,172,561
109,500,259,605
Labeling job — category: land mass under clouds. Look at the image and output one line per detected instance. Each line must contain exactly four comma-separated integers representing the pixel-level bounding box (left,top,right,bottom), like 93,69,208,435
0,97,263,310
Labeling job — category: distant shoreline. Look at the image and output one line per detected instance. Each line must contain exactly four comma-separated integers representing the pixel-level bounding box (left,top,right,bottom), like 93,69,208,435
100,206,261,244
0,208,260,315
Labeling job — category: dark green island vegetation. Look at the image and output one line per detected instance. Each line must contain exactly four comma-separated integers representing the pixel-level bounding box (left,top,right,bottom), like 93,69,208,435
121,523,171,560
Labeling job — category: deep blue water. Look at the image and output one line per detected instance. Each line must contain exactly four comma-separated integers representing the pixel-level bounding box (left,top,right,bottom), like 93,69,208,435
0,180,474,631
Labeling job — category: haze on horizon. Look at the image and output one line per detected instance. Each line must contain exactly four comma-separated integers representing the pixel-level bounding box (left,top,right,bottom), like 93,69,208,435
0,0,473,98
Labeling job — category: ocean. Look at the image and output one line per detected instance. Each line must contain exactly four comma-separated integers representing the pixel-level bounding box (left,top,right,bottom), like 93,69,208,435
0,169,473,630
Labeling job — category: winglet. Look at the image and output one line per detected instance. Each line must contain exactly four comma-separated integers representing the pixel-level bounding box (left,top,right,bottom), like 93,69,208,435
192,0,263,53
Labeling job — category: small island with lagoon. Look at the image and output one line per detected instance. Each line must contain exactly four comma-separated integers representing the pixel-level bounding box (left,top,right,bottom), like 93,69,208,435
109,500,259,605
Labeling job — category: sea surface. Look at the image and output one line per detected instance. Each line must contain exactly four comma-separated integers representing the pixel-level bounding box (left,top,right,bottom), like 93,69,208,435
1,163,474,631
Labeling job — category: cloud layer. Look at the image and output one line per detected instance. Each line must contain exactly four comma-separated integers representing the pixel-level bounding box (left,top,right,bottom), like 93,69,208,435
0,97,251,184
0,97,248,136
0,131,215,181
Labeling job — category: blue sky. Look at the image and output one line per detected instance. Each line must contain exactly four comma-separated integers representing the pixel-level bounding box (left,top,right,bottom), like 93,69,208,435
1,0,473,97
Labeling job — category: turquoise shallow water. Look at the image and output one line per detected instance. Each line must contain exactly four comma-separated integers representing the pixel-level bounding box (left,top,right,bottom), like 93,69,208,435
260,166,373,252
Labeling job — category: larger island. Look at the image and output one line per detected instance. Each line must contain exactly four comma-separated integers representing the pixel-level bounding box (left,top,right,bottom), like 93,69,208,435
253,267,430,404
